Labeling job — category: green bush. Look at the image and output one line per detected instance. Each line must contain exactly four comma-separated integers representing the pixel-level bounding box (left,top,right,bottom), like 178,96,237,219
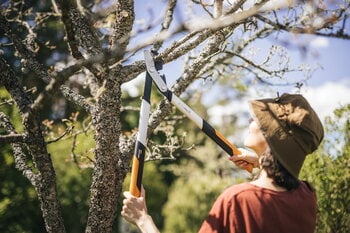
300,104,350,233
161,141,249,233
162,174,234,233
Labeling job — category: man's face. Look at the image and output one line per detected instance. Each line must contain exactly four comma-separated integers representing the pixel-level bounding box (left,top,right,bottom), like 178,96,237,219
244,120,268,155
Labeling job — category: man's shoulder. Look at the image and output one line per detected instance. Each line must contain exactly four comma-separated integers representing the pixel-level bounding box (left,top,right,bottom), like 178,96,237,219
219,183,256,200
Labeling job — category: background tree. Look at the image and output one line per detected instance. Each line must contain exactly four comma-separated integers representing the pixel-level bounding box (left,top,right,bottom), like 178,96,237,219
0,0,349,232
300,104,350,233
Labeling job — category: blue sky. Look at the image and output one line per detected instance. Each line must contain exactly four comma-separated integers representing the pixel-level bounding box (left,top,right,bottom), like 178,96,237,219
306,37,349,85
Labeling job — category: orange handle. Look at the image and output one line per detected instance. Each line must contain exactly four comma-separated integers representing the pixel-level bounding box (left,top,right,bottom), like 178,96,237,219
129,150,144,197
129,156,141,197
215,130,253,173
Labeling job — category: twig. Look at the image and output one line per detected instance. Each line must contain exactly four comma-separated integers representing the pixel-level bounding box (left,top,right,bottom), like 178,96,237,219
46,126,74,144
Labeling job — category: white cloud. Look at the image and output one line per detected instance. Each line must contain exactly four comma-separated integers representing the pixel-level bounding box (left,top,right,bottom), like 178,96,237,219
121,72,145,97
300,79,350,121
310,37,329,48
207,88,275,127
206,80,350,148
260,0,297,11
208,78,350,129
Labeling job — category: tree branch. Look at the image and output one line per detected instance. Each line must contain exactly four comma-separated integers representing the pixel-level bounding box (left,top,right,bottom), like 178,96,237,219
152,0,178,52
0,13,92,114
55,0,103,56
110,0,135,58
255,10,350,40
186,0,269,32
0,133,27,143
118,0,271,83
225,0,247,14
0,112,38,185
0,14,51,83
0,57,66,233
55,0,108,93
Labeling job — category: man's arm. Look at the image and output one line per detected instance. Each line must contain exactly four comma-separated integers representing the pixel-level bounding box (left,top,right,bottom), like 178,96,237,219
121,187,160,233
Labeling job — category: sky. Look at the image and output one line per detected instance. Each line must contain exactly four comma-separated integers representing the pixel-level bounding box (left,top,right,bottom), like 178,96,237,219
121,0,350,127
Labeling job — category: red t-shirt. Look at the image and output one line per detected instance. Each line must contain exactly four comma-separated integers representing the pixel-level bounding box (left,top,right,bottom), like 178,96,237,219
198,182,316,233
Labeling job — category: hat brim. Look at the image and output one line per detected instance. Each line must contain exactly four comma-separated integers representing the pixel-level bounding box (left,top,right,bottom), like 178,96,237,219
249,99,306,178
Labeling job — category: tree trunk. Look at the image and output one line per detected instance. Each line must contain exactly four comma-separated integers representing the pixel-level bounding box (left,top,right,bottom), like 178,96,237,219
85,70,123,232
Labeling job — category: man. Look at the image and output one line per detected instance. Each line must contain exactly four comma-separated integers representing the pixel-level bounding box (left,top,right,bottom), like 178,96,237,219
121,93,324,233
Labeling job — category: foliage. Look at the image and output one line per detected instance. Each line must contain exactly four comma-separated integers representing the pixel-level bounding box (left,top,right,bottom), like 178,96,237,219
48,135,93,233
300,104,350,233
120,161,169,232
163,174,232,233
0,88,45,232
0,146,46,233
160,115,251,233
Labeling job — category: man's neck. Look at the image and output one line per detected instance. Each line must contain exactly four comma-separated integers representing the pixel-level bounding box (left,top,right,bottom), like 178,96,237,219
250,170,287,192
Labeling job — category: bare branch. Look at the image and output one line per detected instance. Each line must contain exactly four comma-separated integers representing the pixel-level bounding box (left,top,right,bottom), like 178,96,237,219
46,126,74,144
227,51,273,75
55,0,109,99
225,0,247,14
213,0,223,18
186,0,270,32
192,0,214,17
198,27,273,79
255,7,350,39
0,133,28,143
56,0,103,56
0,14,51,83
0,13,92,113
0,57,66,232
119,1,272,82
152,0,178,52
0,112,38,185
110,0,135,57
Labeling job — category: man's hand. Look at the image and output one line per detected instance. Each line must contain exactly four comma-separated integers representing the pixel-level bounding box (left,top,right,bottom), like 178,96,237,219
122,186,148,225
229,148,259,170
121,186,160,233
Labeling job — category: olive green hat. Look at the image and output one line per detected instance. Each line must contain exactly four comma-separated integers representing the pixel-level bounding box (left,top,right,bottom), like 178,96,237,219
249,93,324,178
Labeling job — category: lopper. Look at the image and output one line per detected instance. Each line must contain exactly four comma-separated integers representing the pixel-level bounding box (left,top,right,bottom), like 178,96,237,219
129,50,253,197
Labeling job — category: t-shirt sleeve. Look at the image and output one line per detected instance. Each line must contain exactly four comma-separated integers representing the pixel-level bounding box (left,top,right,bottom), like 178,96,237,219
198,190,238,233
